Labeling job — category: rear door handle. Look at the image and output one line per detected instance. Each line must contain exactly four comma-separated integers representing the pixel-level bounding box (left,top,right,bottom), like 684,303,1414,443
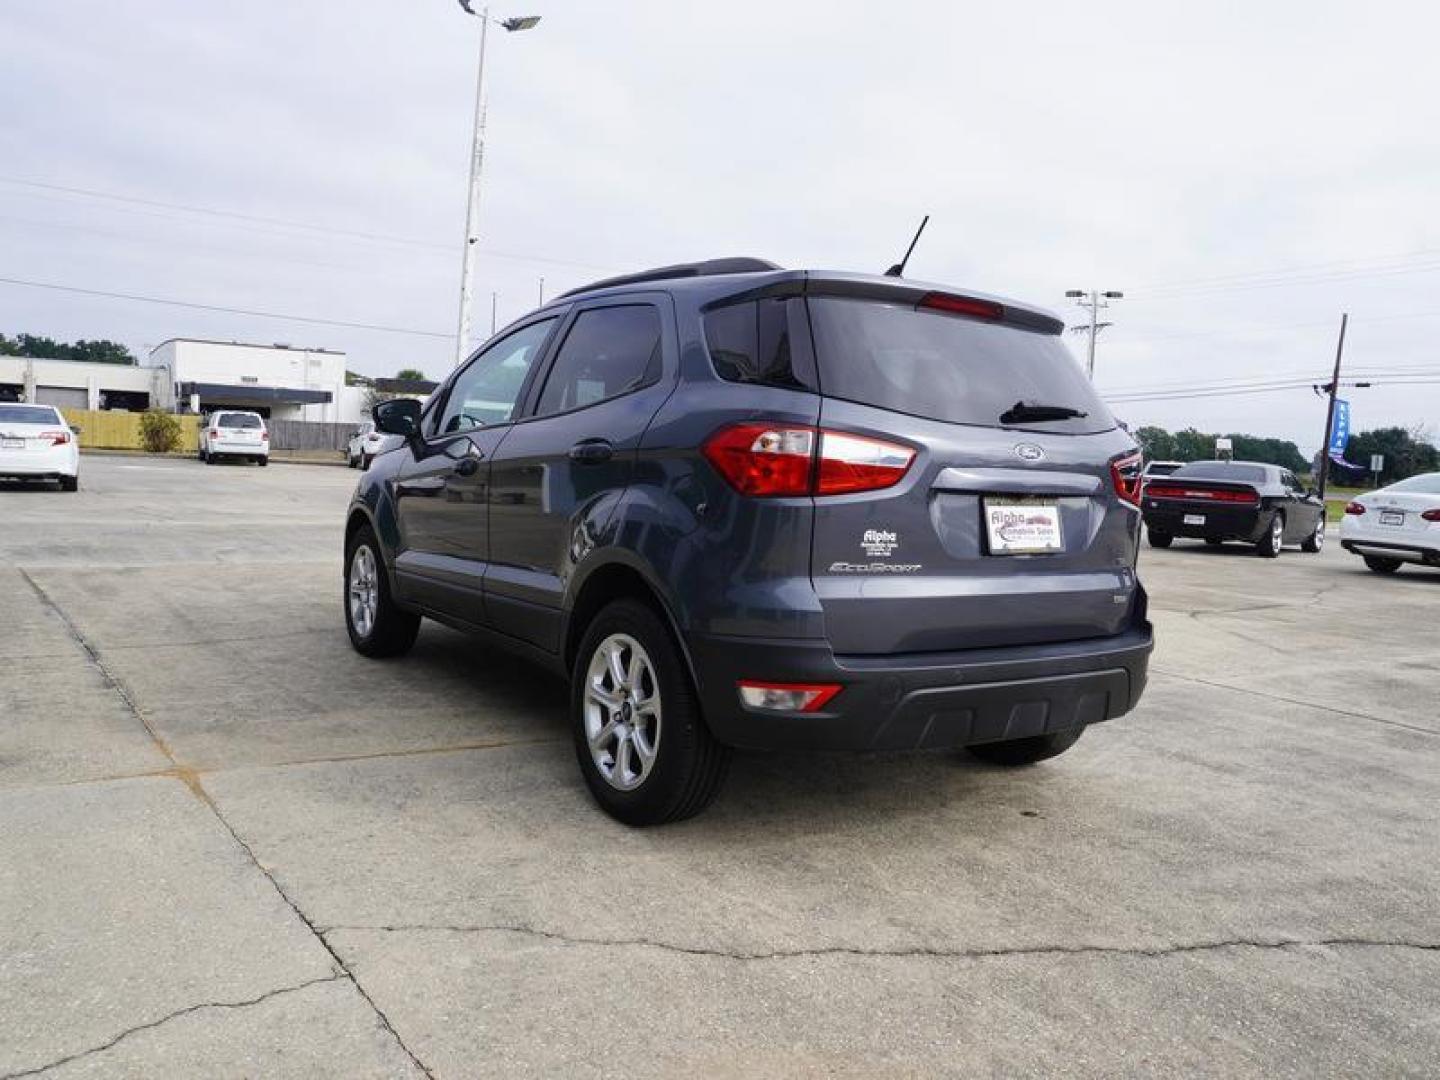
569,439,614,465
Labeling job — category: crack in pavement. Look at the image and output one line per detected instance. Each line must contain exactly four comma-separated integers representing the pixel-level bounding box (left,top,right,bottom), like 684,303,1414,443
0,974,342,1080
1150,667,1440,738
17,572,436,1080
319,922,1440,965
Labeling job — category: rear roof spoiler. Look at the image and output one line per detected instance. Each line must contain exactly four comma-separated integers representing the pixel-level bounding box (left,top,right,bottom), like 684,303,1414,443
558,257,782,300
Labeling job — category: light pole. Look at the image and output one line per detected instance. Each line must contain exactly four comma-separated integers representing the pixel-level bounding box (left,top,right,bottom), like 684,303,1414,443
1065,289,1123,379
453,4,541,367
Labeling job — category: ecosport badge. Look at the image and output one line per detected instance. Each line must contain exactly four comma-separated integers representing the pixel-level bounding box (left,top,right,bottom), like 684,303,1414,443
1013,443,1045,462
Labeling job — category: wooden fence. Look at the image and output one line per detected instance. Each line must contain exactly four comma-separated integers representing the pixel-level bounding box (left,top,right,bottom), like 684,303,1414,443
57,410,356,455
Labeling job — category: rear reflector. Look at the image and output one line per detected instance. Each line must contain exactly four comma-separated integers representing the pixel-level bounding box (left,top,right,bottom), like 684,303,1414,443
1110,451,1143,507
702,424,914,498
1344,502,1366,515
1146,484,1259,505
40,430,70,446
737,681,841,713
1421,509,1440,522
916,292,1004,321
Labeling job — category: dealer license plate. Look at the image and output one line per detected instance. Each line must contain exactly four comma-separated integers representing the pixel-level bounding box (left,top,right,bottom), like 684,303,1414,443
984,497,1063,554
1380,511,1405,526
1184,514,1206,526
2,438,24,449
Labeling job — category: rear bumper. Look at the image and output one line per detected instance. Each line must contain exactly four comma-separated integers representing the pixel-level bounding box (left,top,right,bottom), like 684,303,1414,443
688,619,1153,752
0,448,78,478
1143,505,1267,542
209,443,267,457
1340,538,1440,565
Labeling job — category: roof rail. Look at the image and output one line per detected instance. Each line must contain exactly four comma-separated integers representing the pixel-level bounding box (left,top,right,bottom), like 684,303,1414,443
557,257,782,300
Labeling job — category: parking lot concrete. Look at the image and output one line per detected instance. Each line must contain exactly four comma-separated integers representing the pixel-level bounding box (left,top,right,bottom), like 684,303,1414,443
2,456,1437,1078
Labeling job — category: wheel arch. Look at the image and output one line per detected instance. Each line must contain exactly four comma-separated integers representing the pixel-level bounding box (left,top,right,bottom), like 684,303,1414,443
563,556,698,689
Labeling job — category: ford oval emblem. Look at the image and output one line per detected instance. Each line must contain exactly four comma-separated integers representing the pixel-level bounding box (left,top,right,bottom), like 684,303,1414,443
1014,443,1045,462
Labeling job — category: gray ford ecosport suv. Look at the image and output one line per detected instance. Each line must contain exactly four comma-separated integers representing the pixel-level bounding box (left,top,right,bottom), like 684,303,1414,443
344,259,1152,824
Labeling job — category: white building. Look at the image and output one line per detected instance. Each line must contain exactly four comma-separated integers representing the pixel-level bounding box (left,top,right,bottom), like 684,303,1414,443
0,355,164,411
148,339,352,422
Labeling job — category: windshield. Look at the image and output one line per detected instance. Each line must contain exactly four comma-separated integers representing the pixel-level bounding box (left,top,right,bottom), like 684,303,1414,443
0,405,62,425
1171,462,1269,483
1386,473,1440,494
806,298,1115,435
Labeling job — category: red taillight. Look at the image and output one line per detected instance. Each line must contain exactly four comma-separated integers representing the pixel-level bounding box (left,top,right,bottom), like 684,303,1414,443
261,430,269,440
701,424,814,496
816,431,915,495
916,292,1004,321
1421,509,1440,522
1146,484,1259,505
40,430,70,446
702,424,915,498
209,430,220,440
1344,502,1366,515
737,681,842,713
1110,451,1143,508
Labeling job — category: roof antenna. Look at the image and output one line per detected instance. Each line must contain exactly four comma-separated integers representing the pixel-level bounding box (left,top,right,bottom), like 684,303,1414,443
885,214,929,278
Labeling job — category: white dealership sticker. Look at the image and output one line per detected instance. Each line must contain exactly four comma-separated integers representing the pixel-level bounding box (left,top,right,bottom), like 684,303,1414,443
984,497,1064,554
860,529,899,557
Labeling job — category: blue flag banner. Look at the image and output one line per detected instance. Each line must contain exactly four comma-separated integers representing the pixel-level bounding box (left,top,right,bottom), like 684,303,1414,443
1329,399,1351,456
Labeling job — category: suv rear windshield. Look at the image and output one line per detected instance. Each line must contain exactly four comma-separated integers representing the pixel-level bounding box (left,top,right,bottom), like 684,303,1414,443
1171,462,1269,483
806,297,1114,434
217,413,262,428
0,405,61,424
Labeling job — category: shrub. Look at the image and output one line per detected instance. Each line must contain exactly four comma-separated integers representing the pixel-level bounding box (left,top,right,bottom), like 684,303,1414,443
138,408,182,453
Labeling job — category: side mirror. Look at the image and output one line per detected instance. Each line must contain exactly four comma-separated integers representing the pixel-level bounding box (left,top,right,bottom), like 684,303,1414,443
373,397,421,437
69,424,82,435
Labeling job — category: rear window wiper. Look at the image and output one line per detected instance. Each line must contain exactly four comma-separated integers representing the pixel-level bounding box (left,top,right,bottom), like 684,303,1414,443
999,401,1089,424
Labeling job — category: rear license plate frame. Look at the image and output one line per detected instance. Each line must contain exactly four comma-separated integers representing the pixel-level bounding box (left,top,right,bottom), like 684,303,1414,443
1,438,24,449
1183,513,1206,526
1380,510,1405,527
983,496,1064,555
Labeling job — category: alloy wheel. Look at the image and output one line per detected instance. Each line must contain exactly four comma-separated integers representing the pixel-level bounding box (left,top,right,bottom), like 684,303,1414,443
583,633,662,792
349,545,379,638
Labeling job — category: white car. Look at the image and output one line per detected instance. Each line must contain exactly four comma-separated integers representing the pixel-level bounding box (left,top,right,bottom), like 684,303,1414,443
345,421,398,470
1339,472,1440,574
200,411,269,466
0,403,80,491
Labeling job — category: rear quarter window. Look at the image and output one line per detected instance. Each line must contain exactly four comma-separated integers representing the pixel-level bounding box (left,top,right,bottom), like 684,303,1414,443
806,297,1114,434
702,298,816,390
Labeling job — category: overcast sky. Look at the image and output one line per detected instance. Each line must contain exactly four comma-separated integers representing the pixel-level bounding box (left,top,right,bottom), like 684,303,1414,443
3,1,1437,452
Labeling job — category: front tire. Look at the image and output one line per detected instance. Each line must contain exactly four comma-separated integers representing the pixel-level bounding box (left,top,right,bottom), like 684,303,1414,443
1301,517,1325,553
1364,555,1403,574
968,726,1086,766
571,599,730,825
1256,513,1284,558
344,525,420,657
1147,529,1173,549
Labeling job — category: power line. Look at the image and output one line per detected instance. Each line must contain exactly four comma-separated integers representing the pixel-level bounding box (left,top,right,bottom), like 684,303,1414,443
0,274,454,339
1132,246,1440,293
1107,378,1440,405
0,175,619,272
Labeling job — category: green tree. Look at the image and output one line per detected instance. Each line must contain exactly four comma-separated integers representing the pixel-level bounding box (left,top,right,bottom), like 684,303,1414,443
1171,428,1215,462
395,368,427,382
1345,426,1440,485
1133,426,1177,460
68,339,135,364
0,333,134,364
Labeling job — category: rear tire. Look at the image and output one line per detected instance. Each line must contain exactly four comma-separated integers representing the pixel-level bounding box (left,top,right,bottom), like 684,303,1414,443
1147,529,1173,549
968,726,1086,766
1256,513,1284,558
59,475,78,492
361,454,372,471
1301,517,1325,553
257,456,268,467
1364,555,1403,574
344,525,420,657
571,599,731,825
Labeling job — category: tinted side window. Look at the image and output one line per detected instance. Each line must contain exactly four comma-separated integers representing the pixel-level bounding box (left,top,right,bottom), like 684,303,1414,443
438,318,557,434
703,299,811,389
533,305,661,418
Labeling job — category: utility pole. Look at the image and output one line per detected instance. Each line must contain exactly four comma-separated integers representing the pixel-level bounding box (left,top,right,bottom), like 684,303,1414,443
1316,312,1349,501
490,292,498,335
538,276,545,305
1065,289,1123,379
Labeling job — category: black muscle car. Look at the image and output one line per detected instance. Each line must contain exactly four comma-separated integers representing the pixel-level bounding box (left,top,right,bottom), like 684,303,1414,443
1141,460,1326,558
